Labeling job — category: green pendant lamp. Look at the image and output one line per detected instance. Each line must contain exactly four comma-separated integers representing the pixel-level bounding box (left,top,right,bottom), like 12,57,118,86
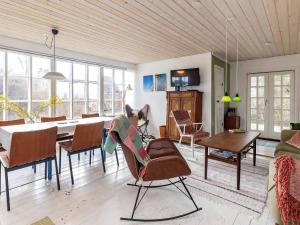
222,92,231,102
221,18,231,103
233,93,241,102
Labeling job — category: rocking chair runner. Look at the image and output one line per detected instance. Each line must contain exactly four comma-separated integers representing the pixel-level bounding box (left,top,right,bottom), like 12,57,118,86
171,110,209,157
111,131,201,221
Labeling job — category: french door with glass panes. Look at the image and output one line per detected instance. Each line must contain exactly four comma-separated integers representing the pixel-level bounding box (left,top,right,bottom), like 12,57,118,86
247,71,295,139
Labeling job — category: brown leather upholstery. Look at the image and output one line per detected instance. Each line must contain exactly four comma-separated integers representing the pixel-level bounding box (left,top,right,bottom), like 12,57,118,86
113,132,191,182
82,113,100,118
0,127,58,168
0,119,25,127
41,116,67,123
60,122,104,152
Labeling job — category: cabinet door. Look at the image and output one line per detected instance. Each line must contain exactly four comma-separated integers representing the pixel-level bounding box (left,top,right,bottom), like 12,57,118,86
168,97,181,140
181,97,195,121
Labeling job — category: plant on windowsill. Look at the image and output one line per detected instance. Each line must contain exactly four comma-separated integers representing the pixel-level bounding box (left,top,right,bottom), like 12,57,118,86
0,96,62,123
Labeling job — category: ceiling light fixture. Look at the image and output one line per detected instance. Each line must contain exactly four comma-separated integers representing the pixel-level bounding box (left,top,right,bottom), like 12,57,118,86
43,28,66,80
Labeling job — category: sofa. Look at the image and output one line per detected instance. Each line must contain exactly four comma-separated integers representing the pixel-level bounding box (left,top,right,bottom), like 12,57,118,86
267,130,300,225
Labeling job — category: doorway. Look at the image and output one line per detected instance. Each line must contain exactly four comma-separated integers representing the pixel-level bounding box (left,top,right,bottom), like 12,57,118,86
247,71,295,139
214,65,225,134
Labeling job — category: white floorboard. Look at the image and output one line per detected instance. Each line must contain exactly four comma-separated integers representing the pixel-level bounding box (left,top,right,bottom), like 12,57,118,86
0,145,274,225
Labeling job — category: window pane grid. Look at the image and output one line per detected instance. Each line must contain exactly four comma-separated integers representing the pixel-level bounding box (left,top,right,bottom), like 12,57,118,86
0,50,131,121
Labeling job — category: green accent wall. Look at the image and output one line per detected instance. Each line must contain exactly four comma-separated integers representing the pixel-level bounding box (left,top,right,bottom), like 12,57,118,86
211,54,230,135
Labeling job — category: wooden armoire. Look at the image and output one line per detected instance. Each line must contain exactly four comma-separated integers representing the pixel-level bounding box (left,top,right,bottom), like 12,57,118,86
166,91,203,141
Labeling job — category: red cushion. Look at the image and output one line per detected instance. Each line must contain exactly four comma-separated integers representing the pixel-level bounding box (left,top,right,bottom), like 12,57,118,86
286,131,300,149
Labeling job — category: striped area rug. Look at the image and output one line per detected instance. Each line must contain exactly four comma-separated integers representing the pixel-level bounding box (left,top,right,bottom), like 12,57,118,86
179,146,270,214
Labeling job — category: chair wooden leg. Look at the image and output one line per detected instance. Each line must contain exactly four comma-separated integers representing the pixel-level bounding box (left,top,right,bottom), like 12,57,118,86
33,163,36,173
179,136,183,146
89,150,92,165
59,145,62,174
191,137,194,158
54,156,60,190
4,168,10,211
44,161,47,180
100,147,106,173
68,154,74,185
115,148,119,167
78,153,80,161
92,149,95,156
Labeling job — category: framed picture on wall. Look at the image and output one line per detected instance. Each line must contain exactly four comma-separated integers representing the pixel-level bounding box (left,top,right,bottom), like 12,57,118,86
155,73,167,91
143,75,154,92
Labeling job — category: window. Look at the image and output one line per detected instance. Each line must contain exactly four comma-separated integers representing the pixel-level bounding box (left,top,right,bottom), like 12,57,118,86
7,52,30,120
56,61,72,118
103,68,113,116
88,65,99,113
0,49,132,121
124,70,135,107
114,69,123,115
0,51,4,120
73,63,87,118
32,56,51,118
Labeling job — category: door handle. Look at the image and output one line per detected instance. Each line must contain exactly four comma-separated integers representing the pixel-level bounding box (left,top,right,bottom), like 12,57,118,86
265,99,268,107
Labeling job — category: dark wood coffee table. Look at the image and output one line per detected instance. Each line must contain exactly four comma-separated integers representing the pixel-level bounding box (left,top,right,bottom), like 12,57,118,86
198,131,260,190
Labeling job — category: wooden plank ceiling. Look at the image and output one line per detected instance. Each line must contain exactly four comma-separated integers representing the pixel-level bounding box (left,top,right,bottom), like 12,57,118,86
0,0,298,64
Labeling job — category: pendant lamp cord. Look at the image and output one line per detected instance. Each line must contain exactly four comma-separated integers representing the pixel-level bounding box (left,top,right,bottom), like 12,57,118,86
236,31,239,93
225,19,228,92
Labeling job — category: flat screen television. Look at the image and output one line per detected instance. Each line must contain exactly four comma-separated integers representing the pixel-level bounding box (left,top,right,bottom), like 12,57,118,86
170,68,200,88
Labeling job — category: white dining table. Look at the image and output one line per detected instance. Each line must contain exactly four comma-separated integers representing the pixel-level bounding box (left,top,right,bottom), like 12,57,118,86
0,117,113,179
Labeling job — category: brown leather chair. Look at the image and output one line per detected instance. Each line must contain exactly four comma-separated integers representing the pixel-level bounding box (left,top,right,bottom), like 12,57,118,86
58,122,105,184
112,132,201,221
0,127,60,211
82,113,99,118
41,116,67,122
0,119,25,127
0,119,25,152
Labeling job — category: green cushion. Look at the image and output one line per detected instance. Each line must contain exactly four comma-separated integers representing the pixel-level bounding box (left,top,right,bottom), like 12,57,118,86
275,143,300,160
290,123,300,130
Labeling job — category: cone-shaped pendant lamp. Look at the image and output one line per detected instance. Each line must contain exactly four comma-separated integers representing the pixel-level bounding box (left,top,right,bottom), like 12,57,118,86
43,29,65,80
221,18,231,103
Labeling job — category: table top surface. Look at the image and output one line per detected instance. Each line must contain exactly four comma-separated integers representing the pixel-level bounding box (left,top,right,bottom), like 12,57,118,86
198,131,260,153
0,117,112,134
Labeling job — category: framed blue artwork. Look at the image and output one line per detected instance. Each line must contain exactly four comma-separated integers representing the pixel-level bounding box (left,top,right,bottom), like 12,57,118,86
143,75,154,92
155,73,167,91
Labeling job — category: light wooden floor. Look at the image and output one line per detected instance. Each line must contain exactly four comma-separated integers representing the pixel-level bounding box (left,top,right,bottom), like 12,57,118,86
0,145,275,225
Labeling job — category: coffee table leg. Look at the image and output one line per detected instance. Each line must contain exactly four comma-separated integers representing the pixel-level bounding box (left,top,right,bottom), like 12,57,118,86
237,153,241,190
204,146,208,179
253,139,256,166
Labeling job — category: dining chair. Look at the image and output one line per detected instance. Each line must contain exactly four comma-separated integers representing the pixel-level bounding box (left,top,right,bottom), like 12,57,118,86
58,122,105,184
82,113,99,118
0,119,25,127
40,116,71,140
0,119,25,152
82,113,119,165
0,126,60,211
41,116,67,122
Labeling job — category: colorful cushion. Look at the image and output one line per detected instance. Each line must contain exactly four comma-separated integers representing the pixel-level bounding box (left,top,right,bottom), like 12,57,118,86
286,131,300,149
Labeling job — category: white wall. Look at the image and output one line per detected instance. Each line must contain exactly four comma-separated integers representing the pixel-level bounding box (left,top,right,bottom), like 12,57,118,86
136,53,212,137
230,54,300,129
0,35,136,70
